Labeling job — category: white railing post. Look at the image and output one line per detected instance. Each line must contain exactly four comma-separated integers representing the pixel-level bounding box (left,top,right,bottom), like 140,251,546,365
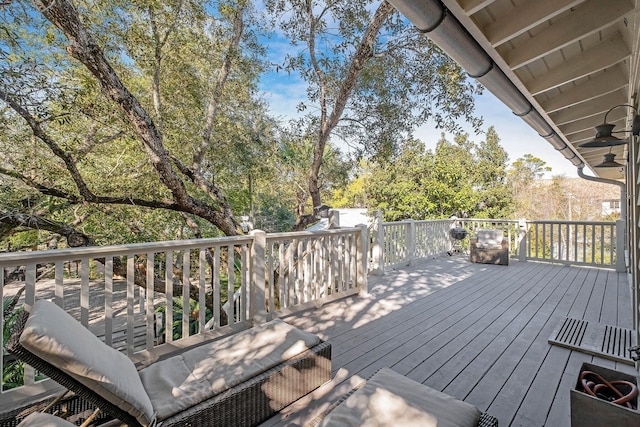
407,219,415,266
370,210,384,275
519,218,528,262
615,219,626,272
250,230,267,324
328,209,340,228
357,223,369,295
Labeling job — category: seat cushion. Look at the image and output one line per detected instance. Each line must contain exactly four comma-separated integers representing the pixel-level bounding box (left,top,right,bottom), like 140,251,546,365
319,368,481,427
475,229,505,249
19,300,156,427
17,413,76,427
139,318,321,420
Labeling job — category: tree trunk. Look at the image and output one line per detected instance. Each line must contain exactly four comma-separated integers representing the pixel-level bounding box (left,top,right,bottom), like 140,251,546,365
306,1,395,222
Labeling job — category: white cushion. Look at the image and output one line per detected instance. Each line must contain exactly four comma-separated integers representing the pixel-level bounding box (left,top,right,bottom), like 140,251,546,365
19,300,156,427
475,229,505,249
319,368,481,427
139,318,321,420
17,413,76,427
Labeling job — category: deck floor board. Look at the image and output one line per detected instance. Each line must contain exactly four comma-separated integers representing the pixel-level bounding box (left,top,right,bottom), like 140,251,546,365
259,257,637,427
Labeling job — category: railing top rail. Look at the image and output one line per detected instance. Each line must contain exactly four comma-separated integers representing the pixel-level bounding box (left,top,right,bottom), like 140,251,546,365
382,219,453,226
0,235,254,265
525,220,616,226
381,220,413,225
265,227,361,241
458,218,519,224
413,219,453,225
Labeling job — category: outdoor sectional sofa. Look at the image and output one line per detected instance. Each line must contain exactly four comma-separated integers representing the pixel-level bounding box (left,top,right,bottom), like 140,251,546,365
7,300,331,426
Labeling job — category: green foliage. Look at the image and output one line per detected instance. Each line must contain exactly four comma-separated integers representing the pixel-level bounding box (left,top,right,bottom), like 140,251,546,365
0,0,288,245
2,296,24,390
365,131,513,221
155,298,213,341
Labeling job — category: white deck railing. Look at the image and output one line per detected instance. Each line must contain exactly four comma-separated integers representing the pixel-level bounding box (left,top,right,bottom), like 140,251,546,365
369,213,622,272
0,226,367,399
0,211,622,401
523,220,620,268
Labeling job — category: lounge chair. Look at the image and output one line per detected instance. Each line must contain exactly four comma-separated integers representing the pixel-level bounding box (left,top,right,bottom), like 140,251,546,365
470,229,509,266
7,300,331,426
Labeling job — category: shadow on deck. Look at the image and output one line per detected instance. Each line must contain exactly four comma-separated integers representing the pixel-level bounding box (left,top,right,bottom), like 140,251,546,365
261,255,636,427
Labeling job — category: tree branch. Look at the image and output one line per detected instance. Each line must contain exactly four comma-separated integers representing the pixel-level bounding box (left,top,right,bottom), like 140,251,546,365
0,210,92,246
0,166,184,211
192,2,246,171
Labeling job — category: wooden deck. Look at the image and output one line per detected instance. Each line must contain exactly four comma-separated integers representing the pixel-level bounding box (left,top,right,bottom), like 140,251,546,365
260,255,637,427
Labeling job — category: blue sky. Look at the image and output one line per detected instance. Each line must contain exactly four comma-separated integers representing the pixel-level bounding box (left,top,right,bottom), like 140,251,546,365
257,4,578,179
414,91,580,178
260,68,579,178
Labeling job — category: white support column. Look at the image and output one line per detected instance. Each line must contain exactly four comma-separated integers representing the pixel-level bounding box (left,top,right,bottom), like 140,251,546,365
615,219,626,272
370,210,384,275
407,219,416,266
328,209,340,228
518,218,528,262
250,230,267,324
357,223,369,296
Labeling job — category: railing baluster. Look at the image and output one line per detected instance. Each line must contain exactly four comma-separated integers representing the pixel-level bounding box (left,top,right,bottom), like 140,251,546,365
104,257,113,347
55,261,64,307
182,251,190,336
212,247,220,328
600,225,605,265
166,250,174,343
80,258,90,327
226,245,234,325
267,242,275,313
241,243,248,321
126,256,135,356
146,252,155,350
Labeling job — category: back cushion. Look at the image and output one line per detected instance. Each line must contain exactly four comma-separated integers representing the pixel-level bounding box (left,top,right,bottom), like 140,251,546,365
19,300,156,426
477,229,504,245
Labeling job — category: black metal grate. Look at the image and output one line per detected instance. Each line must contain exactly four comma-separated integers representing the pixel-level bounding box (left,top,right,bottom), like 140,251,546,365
548,317,636,365
602,324,634,359
553,317,588,347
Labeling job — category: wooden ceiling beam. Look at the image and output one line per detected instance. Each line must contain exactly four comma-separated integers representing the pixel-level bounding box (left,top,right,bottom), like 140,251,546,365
539,68,628,113
504,0,633,70
525,34,630,95
559,112,626,135
485,0,584,47
458,0,496,15
549,91,627,124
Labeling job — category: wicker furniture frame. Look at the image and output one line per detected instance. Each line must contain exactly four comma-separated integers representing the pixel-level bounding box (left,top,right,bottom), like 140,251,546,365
7,311,332,427
469,232,509,266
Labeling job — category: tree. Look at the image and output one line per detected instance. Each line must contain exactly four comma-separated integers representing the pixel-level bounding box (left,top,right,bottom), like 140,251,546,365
265,0,483,228
473,126,513,218
508,154,552,217
365,130,513,220
0,0,271,247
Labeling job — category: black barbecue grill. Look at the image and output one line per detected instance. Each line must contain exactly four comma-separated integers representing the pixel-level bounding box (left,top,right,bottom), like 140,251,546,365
448,227,469,255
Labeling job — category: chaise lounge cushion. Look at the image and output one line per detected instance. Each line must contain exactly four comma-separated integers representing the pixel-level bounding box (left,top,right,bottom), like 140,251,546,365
139,319,321,420
17,413,76,427
319,368,481,427
19,301,156,427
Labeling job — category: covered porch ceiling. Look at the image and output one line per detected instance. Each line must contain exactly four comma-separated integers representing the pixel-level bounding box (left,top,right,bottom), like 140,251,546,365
389,0,640,180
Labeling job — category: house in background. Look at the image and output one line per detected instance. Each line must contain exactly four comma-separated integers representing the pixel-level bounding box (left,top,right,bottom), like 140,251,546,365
306,208,371,231
602,199,622,217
